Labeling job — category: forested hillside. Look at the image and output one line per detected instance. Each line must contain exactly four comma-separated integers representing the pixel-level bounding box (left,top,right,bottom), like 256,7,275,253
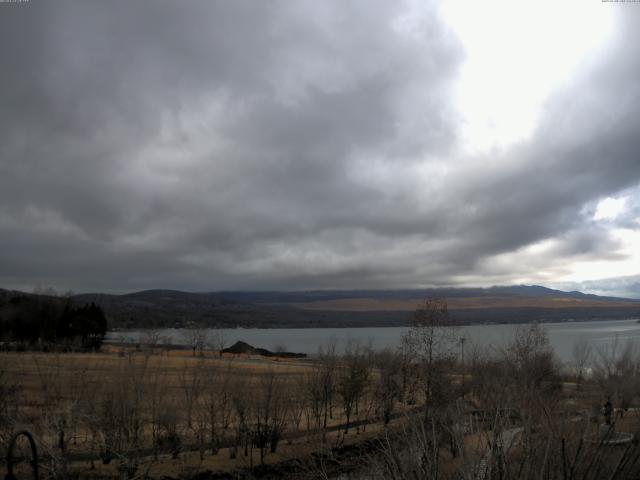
72,286,640,329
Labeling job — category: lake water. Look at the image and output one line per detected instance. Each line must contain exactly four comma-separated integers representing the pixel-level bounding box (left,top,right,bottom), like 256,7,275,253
108,318,640,363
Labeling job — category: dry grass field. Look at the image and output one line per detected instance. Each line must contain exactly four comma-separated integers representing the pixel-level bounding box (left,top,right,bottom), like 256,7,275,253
0,347,413,479
3,321,640,480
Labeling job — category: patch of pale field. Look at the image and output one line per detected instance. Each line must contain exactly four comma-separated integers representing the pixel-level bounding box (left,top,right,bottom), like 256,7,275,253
0,350,312,392
286,296,639,312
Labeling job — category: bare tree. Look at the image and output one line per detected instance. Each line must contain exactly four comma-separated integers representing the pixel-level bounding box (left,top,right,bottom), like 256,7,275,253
317,340,338,430
250,370,289,464
398,335,417,404
141,329,162,355
403,298,459,416
594,337,640,418
184,327,209,357
229,375,250,461
180,358,206,429
201,361,233,456
146,358,169,459
504,324,558,394
287,381,307,438
337,340,371,434
305,364,326,435
31,354,80,478
372,348,402,425
93,353,151,477
572,338,592,391
208,329,226,357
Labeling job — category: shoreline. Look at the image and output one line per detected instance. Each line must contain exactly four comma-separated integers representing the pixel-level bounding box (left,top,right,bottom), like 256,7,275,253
107,315,640,333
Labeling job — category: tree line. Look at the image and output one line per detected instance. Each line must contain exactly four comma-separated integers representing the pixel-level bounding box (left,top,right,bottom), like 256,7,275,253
0,291,107,350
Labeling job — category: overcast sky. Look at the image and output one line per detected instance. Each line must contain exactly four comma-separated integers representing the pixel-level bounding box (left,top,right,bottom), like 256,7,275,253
1,1,640,296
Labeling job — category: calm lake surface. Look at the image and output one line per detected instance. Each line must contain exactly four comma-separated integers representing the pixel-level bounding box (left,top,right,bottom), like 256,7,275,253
109,318,640,362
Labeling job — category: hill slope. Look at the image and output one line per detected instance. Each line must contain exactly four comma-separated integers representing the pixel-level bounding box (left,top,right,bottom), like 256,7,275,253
67,285,640,329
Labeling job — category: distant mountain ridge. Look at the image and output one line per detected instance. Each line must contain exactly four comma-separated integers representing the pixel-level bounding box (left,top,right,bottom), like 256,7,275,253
201,285,634,303
77,284,636,304
3,285,639,329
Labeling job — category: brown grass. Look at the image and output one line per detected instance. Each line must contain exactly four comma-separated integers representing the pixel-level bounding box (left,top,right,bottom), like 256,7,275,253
0,348,401,478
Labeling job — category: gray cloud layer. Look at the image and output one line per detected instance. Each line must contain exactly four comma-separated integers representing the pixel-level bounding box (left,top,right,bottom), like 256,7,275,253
1,1,640,294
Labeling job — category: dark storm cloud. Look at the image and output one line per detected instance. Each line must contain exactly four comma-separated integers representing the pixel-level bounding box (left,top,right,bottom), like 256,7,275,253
1,1,640,293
